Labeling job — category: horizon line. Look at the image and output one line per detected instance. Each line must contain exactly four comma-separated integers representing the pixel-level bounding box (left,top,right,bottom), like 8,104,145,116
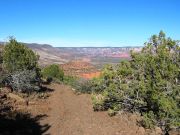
0,41,143,48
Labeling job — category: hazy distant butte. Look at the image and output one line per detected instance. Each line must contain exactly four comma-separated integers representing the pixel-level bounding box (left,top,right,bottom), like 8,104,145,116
0,42,142,66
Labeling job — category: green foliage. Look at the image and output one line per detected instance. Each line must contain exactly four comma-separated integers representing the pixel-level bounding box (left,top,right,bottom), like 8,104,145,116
63,76,102,94
91,93,105,111
1,38,41,92
41,64,64,82
141,111,157,129
70,78,93,94
0,73,8,88
3,38,39,72
90,31,180,132
0,46,4,87
108,108,117,117
63,75,77,86
0,46,3,65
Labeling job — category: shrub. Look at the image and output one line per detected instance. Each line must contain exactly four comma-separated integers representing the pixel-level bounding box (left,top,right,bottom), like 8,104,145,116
0,45,3,65
71,78,100,94
0,73,8,88
108,108,117,117
3,37,39,73
3,70,41,93
63,76,94,93
63,75,77,86
0,46,4,87
141,111,157,129
75,79,91,93
1,38,41,93
41,64,64,83
91,94,105,111
90,31,180,132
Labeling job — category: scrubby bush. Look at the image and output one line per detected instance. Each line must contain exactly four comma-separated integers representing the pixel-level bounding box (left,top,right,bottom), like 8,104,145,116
63,75,77,86
141,111,157,129
70,77,105,94
72,78,94,93
0,46,4,87
41,64,64,83
3,70,41,93
91,93,106,111
2,38,41,92
90,31,180,132
0,46,3,66
3,37,39,73
0,72,8,88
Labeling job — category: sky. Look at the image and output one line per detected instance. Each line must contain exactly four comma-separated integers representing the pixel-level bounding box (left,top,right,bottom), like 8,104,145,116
0,0,179,47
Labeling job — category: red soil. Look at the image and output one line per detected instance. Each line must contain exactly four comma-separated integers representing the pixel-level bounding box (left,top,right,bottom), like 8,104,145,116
0,84,168,135
80,72,101,79
60,60,94,70
43,84,145,135
60,60,99,78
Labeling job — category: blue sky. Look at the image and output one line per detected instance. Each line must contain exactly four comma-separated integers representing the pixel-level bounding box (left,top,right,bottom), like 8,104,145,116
0,0,179,47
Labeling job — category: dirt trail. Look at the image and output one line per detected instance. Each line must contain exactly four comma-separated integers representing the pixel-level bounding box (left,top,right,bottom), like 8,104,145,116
43,84,142,135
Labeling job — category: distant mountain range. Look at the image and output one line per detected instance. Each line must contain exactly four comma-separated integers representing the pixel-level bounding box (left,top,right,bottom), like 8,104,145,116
0,42,142,66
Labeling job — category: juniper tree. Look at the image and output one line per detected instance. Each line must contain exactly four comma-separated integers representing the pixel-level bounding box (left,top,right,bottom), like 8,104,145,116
3,37,39,72
90,31,180,132
2,37,41,92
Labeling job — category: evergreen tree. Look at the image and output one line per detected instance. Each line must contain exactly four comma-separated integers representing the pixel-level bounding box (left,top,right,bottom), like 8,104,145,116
2,37,41,92
91,31,180,132
3,37,39,72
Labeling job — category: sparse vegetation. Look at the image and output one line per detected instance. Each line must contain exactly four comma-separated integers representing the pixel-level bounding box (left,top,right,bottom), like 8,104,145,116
63,75,77,86
3,37,39,73
41,64,64,83
0,32,179,134
87,31,180,133
0,45,5,87
0,46,3,65
71,78,93,94
1,38,41,93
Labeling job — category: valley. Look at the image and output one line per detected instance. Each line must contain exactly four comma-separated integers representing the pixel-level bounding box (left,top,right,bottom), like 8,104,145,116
25,43,142,67
0,1,179,134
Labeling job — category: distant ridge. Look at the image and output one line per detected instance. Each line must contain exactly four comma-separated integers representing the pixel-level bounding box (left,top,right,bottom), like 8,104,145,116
24,43,53,49
0,41,142,66
0,41,143,48
0,41,53,48
57,46,143,48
